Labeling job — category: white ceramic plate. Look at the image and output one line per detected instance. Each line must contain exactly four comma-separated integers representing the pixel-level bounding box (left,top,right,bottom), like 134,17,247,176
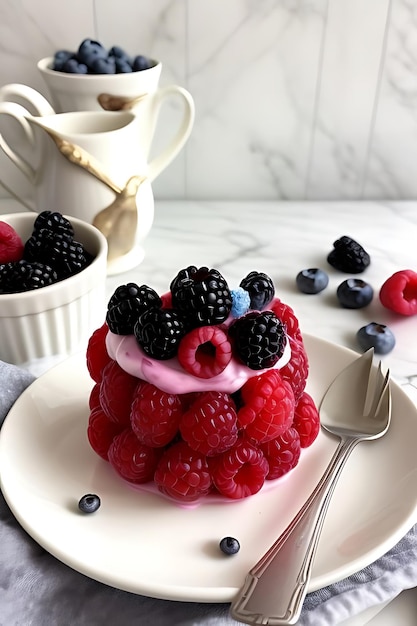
1,335,417,603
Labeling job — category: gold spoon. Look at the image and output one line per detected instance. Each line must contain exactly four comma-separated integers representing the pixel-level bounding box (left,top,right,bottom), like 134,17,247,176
27,117,146,259
97,92,148,111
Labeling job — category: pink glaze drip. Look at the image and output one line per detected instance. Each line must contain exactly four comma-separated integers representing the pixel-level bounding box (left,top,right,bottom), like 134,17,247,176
105,330,291,394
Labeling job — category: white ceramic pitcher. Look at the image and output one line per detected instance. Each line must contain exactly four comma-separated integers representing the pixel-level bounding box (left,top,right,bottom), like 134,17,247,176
0,101,163,273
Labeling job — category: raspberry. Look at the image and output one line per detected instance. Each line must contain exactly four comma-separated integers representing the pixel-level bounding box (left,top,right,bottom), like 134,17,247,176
170,265,232,327
261,427,301,479
327,236,370,273
89,382,101,410
108,428,162,483
134,307,186,359
99,360,138,425
229,311,287,370
130,381,183,447
238,370,295,444
379,269,417,316
86,323,111,383
211,439,269,499
177,326,232,378
270,299,302,342
179,391,238,456
279,336,309,401
0,221,24,263
293,392,320,448
239,271,275,310
0,260,58,293
87,406,123,460
154,441,212,501
106,283,162,334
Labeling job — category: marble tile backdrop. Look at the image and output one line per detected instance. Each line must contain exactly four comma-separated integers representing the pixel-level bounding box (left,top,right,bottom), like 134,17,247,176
0,0,415,201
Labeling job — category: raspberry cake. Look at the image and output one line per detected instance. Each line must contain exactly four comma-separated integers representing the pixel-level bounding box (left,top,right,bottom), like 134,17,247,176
86,266,320,503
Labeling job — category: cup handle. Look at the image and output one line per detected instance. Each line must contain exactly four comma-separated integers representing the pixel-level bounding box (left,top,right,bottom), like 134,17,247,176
0,83,55,116
146,85,195,182
0,101,39,208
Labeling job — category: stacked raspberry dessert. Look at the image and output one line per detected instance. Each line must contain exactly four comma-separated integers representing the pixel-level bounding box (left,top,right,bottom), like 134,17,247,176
86,266,320,503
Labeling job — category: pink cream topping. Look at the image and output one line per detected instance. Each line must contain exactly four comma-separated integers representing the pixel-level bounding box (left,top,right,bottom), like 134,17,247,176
105,331,291,395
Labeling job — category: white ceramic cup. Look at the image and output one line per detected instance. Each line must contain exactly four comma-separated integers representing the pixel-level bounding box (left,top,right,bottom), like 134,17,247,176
0,103,158,273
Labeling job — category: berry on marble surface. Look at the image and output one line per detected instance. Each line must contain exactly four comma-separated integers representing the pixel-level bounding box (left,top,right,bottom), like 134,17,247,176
357,322,396,354
379,269,417,316
336,278,374,309
296,268,329,294
327,236,370,273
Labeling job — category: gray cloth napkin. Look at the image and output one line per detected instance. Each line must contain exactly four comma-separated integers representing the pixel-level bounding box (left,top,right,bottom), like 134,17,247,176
1,360,417,626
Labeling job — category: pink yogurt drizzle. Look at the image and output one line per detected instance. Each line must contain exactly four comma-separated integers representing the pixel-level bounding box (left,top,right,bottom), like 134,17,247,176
105,331,291,395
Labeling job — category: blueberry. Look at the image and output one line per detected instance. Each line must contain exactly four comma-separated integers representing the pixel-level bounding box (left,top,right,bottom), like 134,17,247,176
296,268,329,294
109,46,132,63
357,323,396,354
90,57,116,74
115,58,133,73
78,493,101,514
219,536,240,555
132,55,152,71
77,39,107,68
53,50,74,71
336,278,373,309
62,58,88,74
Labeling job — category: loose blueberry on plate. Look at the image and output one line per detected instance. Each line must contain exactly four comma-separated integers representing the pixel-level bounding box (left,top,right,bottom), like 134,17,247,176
357,323,396,355
219,536,240,555
78,493,101,514
336,279,374,309
296,268,329,294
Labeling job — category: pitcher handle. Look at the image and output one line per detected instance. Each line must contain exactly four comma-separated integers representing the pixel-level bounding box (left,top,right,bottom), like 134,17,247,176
0,101,39,209
0,83,55,116
146,85,195,183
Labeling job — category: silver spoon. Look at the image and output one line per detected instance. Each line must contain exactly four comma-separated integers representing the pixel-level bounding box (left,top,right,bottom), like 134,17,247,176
231,349,391,625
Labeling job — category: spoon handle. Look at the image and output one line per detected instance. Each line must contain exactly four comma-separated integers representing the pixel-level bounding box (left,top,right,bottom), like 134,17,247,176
230,436,359,625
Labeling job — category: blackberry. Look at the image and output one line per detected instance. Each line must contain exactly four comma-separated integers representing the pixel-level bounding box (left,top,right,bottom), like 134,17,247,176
32,210,74,239
240,271,275,310
327,236,370,273
25,229,91,279
170,266,232,327
0,260,58,293
134,308,186,360
106,283,162,335
229,311,286,370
